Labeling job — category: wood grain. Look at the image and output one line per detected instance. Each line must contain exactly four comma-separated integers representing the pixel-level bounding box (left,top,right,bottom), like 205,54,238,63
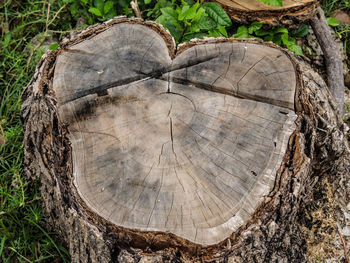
213,0,318,26
215,0,315,11
53,22,297,245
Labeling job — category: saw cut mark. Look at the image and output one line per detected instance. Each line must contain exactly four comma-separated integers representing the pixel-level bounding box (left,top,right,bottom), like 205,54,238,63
53,22,297,246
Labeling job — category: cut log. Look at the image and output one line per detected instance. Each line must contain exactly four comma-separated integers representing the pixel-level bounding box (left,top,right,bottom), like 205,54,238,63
22,18,350,262
213,0,319,26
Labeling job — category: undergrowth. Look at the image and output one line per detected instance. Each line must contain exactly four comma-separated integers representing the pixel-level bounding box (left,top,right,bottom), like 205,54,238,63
0,0,349,262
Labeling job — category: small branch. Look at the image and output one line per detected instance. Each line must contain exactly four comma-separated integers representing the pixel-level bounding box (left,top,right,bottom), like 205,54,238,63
131,0,142,19
310,6,345,116
338,231,350,263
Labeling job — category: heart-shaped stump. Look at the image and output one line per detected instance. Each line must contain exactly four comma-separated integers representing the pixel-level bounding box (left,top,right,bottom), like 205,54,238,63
53,20,297,246
22,17,350,263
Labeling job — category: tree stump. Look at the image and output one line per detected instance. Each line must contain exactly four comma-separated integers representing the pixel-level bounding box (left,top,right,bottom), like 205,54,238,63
22,18,350,262
213,0,319,26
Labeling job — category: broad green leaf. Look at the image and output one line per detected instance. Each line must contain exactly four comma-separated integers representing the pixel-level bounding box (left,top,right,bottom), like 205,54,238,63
178,4,190,20
255,28,273,36
281,34,302,55
290,24,309,37
81,0,89,4
159,7,180,26
264,35,273,42
105,8,117,19
287,43,303,55
272,34,282,45
49,43,59,50
259,0,282,6
182,1,200,20
145,0,152,3
202,2,232,27
233,25,249,38
164,21,184,43
217,25,228,37
157,8,184,43
208,29,223,38
273,27,288,34
281,33,290,45
192,16,217,30
182,32,207,42
192,7,206,21
327,17,340,27
248,21,263,34
88,7,103,17
104,1,114,14
94,0,105,13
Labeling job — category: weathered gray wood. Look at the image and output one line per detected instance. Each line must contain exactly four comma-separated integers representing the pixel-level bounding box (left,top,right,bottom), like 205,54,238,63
53,22,297,245
310,6,345,116
213,0,318,26
21,18,350,262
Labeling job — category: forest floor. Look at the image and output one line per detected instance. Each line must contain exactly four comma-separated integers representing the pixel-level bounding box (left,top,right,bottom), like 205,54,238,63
0,0,349,262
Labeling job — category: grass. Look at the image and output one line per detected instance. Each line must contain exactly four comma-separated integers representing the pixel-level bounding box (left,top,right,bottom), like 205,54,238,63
0,0,349,262
321,0,350,55
1,1,74,262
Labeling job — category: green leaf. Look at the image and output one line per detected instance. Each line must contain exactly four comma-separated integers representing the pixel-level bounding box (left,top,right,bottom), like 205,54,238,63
273,27,288,34
290,24,309,37
145,0,152,3
259,0,282,6
181,1,200,20
281,33,290,45
104,1,114,14
248,21,263,34
89,7,103,17
327,17,340,27
69,2,79,16
156,7,183,30
208,29,223,38
81,0,89,4
264,35,273,42
94,0,105,13
287,43,303,55
49,43,59,50
233,25,249,38
272,34,282,45
202,2,232,27
157,8,184,43
255,28,273,36
217,25,228,37
192,6,206,21
182,32,207,42
178,4,190,21
281,34,302,55
192,16,217,30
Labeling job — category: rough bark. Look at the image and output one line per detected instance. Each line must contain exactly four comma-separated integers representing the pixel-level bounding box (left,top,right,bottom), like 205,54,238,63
211,0,319,27
310,6,345,116
22,18,350,262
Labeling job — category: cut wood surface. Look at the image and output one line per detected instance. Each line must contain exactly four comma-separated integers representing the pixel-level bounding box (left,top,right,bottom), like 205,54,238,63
53,22,297,245
22,18,350,262
213,0,319,26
